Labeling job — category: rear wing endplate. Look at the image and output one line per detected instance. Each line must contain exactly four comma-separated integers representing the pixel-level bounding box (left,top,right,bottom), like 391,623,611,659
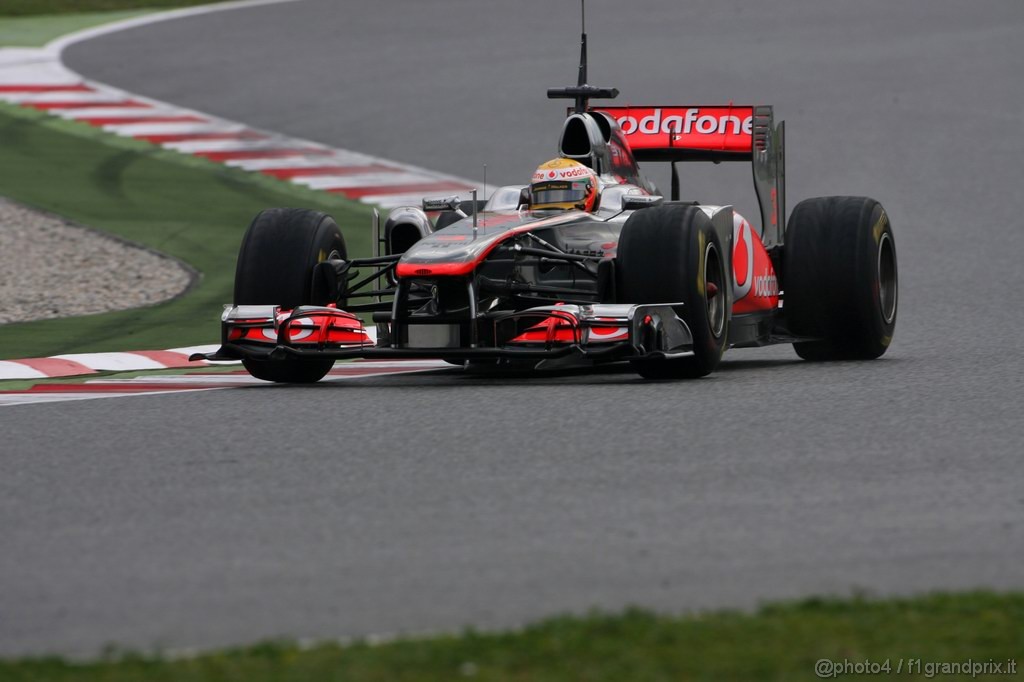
591,105,786,247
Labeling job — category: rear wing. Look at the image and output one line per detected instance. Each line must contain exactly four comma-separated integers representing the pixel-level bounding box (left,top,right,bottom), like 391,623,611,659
591,105,786,247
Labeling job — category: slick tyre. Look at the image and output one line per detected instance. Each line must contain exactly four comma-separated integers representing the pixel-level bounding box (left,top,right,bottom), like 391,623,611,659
784,196,897,360
618,204,728,379
234,208,347,383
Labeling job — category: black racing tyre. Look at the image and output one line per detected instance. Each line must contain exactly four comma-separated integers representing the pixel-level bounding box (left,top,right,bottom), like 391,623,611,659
234,208,347,307
234,208,347,383
784,196,897,360
241,355,337,384
617,204,729,379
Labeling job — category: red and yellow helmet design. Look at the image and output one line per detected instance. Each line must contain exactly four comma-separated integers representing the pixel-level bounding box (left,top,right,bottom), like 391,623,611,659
529,158,599,211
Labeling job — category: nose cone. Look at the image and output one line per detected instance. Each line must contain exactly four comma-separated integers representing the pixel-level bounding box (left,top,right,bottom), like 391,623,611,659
395,210,584,278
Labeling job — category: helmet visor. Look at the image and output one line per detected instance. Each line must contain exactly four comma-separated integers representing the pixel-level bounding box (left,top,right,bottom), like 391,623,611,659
532,181,589,208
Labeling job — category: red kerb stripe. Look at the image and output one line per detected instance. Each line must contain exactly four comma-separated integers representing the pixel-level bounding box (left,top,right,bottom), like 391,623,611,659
11,358,96,377
0,84,91,93
27,100,149,110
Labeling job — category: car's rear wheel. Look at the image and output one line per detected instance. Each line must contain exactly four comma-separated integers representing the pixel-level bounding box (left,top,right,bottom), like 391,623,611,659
617,204,728,379
784,196,897,360
234,208,346,383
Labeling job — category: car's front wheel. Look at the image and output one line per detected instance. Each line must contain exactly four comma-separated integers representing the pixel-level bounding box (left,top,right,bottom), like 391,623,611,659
233,208,346,383
617,204,729,379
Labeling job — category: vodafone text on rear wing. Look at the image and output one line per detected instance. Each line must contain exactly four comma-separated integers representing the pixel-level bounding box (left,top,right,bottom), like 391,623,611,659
591,105,786,247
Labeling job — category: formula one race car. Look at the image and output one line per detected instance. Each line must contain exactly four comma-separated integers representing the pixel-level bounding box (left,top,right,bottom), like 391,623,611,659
193,23,897,383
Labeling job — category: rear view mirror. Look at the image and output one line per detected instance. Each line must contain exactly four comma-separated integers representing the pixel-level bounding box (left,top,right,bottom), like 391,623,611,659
621,194,664,211
422,196,464,213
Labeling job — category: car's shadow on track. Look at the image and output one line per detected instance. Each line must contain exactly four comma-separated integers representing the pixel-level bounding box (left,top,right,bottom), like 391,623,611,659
715,357,804,372
235,355,822,391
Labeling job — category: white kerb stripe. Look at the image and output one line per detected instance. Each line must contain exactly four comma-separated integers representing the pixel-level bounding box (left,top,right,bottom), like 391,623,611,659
0,91,117,104
55,107,169,120
89,375,264,385
0,362,47,380
51,353,166,371
0,393,135,406
88,376,269,386
103,122,237,136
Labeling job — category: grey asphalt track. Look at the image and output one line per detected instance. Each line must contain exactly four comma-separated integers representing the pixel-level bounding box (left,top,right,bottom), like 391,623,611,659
1,0,1021,658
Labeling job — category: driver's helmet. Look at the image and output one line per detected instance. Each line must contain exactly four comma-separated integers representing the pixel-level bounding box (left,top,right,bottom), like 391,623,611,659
529,158,599,211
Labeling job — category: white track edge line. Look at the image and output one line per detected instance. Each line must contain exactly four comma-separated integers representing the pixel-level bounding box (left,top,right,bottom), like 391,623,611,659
45,0,307,56
40,0,483,191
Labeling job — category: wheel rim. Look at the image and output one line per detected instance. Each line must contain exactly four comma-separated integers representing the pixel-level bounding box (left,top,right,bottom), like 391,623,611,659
877,232,897,324
704,241,726,338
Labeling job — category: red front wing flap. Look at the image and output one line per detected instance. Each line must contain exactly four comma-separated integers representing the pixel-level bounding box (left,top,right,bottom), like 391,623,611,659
220,304,373,349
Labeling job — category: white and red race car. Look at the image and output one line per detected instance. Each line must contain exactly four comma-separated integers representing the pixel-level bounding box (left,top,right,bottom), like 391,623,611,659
194,25,897,383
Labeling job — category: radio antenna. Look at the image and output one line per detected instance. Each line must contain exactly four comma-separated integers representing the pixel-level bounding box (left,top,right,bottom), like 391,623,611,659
547,0,618,113
578,0,586,88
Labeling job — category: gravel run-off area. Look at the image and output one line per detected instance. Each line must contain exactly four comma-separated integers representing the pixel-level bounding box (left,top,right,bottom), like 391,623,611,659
0,196,194,325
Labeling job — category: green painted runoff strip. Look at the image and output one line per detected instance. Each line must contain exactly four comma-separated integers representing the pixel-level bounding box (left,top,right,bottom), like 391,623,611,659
0,592,1020,681
0,102,373,360
0,9,155,47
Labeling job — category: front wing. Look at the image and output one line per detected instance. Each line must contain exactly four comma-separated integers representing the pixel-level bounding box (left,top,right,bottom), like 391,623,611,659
191,302,696,368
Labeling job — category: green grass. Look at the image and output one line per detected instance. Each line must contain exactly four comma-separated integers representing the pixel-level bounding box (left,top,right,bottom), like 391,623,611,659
0,1,229,18
0,102,373,360
1,592,1020,681
0,9,158,46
